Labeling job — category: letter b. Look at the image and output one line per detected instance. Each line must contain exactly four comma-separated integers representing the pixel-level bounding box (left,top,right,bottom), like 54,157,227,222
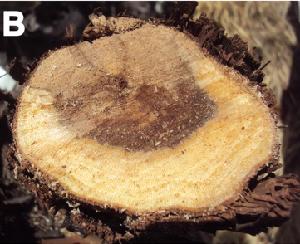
3,11,25,37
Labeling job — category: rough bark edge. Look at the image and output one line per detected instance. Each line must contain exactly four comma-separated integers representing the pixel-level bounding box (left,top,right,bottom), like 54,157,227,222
8,5,292,241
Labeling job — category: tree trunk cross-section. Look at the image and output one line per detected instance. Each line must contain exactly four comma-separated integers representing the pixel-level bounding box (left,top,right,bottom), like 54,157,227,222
10,14,300,241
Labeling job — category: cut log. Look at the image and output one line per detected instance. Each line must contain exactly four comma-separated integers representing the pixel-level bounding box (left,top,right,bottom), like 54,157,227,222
10,15,300,241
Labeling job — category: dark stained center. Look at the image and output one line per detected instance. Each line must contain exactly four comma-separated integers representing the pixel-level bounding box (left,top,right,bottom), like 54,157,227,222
54,75,216,151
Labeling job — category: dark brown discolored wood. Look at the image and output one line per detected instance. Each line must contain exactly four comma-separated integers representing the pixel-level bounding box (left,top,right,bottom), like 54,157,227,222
54,76,215,151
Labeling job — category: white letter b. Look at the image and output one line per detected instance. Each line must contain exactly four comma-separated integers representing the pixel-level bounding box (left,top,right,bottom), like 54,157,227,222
3,11,25,37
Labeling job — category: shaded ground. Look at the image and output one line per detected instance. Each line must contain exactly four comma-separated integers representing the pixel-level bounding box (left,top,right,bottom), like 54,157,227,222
276,3,300,243
282,2,300,175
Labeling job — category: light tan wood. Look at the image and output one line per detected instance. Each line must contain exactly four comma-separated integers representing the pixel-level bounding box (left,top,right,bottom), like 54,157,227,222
15,22,277,213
